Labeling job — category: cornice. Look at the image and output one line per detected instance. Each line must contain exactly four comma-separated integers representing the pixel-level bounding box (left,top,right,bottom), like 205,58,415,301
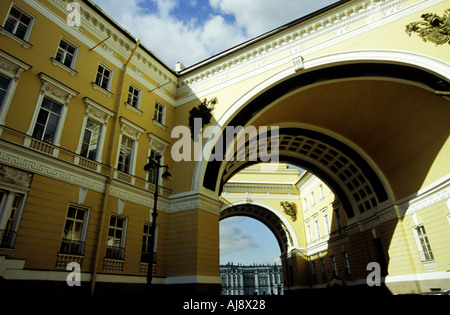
175,0,439,105
40,0,177,97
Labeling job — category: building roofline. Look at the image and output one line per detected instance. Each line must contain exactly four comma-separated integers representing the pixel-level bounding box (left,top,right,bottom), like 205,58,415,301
82,0,176,74
178,0,351,75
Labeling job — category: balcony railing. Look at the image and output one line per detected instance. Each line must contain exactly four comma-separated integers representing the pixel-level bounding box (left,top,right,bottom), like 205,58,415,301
140,252,156,264
59,239,85,256
0,229,16,249
105,246,125,260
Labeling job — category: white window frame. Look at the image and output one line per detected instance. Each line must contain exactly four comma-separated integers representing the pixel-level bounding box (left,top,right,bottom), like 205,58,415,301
24,73,78,153
59,204,90,255
413,224,434,262
146,132,170,188
92,63,113,97
75,97,114,166
51,37,79,76
106,215,127,260
153,101,167,130
114,117,144,180
126,84,142,110
0,50,31,126
0,165,30,249
1,4,35,48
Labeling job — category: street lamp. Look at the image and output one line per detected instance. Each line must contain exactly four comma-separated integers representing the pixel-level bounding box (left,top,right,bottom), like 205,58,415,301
144,154,171,290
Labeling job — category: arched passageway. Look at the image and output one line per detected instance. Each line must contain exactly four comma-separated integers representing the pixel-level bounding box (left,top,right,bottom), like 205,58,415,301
199,61,450,294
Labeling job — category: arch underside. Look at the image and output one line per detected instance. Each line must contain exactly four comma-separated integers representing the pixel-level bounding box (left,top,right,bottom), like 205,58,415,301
220,204,294,254
203,62,450,219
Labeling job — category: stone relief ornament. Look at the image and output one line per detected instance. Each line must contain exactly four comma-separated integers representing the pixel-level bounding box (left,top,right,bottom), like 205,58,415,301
280,201,297,222
406,9,450,45
188,97,217,141
0,165,32,188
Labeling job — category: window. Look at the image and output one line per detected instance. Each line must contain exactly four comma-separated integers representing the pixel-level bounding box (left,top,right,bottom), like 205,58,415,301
331,256,338,277
154,102,165,125
95,64,112,91
305,220,312,244
414,225,434,261
147,150,158,185
319,184,324,199
127,85,141,109
55,39,77,68
311,261,317,281
106,216,126,259
60,205,88,255
0,192,24,249
311,192,315,206
322,210,330,235
32,97,62,144
343,252,351,276
320,258,327,282
314,215,320,241
0,75,11,110
141,224,155,263
303,198,308,212
3,6,33,40
80,119,101,160
118,136,134,174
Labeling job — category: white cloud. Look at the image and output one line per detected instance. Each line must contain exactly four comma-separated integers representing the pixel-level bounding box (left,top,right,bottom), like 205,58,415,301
220,217,258,256
91,0,338,68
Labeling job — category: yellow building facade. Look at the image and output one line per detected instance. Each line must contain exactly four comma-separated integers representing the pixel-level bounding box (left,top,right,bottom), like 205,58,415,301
0,0,449,295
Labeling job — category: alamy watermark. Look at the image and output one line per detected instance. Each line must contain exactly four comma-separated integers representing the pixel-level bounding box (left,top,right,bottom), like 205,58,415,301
67,2,81,27
66,262,81,287
171,118,280,163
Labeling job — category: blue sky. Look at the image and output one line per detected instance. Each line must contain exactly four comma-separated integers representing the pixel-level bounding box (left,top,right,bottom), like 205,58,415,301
91,0,339,68
220,216,281,265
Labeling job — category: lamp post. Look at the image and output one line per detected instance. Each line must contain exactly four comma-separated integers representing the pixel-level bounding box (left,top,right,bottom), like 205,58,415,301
144,154,171,290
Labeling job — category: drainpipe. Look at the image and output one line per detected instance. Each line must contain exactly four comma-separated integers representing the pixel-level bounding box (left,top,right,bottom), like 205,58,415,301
90,39,140,295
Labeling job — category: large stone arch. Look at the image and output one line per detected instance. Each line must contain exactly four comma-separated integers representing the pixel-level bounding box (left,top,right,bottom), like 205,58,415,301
192,50,450,198
220,200,301,255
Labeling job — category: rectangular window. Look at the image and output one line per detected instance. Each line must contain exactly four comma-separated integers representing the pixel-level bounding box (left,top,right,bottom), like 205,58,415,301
314,215,320,241
80,119,101,161
141,224,155,263
60,205,88,255
147,150,158,185
0,192,24,249
320,258,327,282
32,97,62,144
117,136,134,174
311,261,317,281
154,102,165,124
95,64,112,91
343,252,351,276
0,75,11,109
127,85,141,109
106,215,126,260
3,6,32,40
331,256,338,277
414,225,434,261
55,39,77,68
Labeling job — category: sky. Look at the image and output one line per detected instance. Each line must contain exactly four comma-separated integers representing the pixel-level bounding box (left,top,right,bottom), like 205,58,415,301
91,0,339,68
220,216,281,265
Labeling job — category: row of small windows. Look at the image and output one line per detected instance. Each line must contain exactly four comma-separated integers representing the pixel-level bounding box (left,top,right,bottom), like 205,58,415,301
0,195,155,264
1,4,167,123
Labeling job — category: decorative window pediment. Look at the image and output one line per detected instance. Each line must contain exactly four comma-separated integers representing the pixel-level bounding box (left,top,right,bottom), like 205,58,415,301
39,73,78,105
119,117,144,140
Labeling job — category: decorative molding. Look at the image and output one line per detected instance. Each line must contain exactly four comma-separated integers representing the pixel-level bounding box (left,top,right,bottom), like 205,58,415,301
169,192,221,215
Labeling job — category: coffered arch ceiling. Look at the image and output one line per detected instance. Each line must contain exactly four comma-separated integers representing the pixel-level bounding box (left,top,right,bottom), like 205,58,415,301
203,62,450,219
